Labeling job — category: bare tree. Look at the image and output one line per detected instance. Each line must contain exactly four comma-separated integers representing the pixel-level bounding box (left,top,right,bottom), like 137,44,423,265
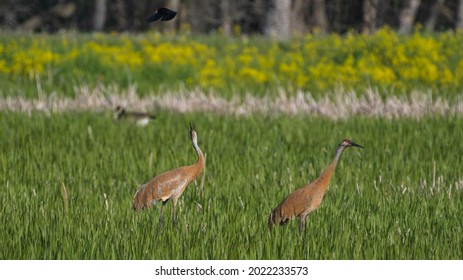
291,0,309,34
398,0,421,34
164,0,180,32
18,1,75,32
186,0,217,33
457,0,463,30
112,0,127,30
3,0,463,34
219,0,248,36
313,0,328,34
425,0,445,31
266,0,292,39
362,0,378,34
220,0,232,36
93,0,107,31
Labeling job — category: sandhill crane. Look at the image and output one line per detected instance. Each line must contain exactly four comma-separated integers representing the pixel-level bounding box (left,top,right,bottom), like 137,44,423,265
268,139,363,233
114,105,156,127
146,7,177,22
133,123,205,227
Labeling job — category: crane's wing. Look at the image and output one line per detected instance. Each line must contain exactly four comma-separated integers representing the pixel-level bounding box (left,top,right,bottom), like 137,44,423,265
133,168,189,211
152,172,188,200
268,188,311,227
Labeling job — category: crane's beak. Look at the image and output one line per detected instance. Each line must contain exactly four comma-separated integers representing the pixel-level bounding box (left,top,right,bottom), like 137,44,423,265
189,122,193,132
350,141,364,149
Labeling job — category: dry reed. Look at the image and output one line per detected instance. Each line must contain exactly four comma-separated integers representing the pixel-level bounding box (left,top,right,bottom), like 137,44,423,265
1,84,462,119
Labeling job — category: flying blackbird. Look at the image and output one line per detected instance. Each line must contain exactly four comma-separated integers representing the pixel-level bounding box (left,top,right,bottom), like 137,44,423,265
146,7,177,22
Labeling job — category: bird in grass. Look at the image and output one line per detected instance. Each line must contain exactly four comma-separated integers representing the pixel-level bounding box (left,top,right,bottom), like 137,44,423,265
133,123,205,227
268,139,363,233
146,7,177,22
114,105,156,127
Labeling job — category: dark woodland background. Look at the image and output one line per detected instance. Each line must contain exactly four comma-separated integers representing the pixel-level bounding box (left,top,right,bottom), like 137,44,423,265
1,0,463,36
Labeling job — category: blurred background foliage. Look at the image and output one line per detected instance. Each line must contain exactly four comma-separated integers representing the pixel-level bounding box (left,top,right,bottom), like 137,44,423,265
1,0,463,36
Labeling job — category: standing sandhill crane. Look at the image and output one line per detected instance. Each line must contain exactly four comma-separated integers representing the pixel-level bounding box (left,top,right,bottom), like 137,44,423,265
268,139,363,233
133,123,205,227
114,105,156,127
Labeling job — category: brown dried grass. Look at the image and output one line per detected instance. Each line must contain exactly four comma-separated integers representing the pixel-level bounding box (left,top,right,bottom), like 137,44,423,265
1,84,462,119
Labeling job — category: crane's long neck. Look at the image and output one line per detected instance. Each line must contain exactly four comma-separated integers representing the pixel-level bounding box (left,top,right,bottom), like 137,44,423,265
314,144,346,193
191,137,205,178
194,141,205,165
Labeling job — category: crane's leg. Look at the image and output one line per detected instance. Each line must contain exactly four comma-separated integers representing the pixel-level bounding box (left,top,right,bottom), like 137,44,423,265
159,201,166,227
172,198,178,227
298,214,308,234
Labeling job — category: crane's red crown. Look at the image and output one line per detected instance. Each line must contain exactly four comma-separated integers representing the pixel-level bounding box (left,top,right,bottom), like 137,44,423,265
340,139,363,148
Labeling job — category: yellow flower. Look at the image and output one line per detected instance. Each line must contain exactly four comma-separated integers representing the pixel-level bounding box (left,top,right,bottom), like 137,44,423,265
237,67,267,84
0,59,9,74
199,59,223,88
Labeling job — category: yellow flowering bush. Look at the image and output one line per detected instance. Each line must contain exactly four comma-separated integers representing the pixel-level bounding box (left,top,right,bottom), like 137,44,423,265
1,27,463,97
1,40,60,76
85,40,143,69
199,59,223,88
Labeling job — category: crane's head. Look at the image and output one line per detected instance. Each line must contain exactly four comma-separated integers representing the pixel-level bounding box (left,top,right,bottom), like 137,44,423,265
339,139,363,149
189,122,198,144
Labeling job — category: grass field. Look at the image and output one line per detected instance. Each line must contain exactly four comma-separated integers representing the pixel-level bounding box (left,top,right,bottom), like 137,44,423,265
1,30,462,260
1,111,462,259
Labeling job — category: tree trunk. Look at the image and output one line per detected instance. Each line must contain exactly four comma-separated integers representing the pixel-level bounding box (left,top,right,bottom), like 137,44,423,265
313,0,328,34
93,0,107,31
456,0,463,30
221,0,232,36
425,0,445,31
266,0,292,39
398,0,421,34
179,0,189,29
114,0,127,30
186,0,212,33
291,0,309,35
164,0,180,32
19,2,75,31
362,0,378,34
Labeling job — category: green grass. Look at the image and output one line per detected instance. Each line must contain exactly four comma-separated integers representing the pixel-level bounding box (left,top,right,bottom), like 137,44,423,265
1,111,462,259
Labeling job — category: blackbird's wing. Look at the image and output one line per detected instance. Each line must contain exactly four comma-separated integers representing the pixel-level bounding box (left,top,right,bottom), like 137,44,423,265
146,8,177,22
146,12,162,22
160,8,177,21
